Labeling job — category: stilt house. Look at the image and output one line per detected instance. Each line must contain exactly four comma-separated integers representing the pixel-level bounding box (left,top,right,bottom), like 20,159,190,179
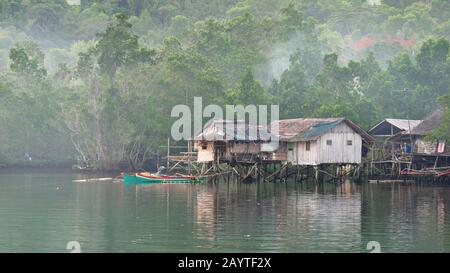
269,118,374,166
193,119,272,163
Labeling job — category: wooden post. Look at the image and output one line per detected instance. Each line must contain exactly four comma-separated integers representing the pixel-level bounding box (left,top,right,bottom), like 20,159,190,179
187,140,191,175
314,166,319,183
391,125,395,173
434,155,439,170
256,163,261,183
285,163,289,183
315,165,325,184
294,165,298,182
274,163,279,183
167,137,170,170
356,164,360,180
157,151,160,169
262,163,267,183
370,146,373,176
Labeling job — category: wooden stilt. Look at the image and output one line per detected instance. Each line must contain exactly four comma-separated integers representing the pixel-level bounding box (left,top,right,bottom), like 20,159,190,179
166,137,170,169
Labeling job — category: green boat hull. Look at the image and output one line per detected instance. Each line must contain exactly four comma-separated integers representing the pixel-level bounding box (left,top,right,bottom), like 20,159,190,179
123,173,203,184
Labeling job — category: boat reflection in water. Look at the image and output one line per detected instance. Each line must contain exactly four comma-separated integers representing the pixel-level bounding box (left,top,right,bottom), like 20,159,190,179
123,167,203,184
1,172,450,252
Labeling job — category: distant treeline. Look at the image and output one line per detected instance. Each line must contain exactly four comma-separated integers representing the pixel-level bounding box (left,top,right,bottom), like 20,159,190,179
0,0,449,170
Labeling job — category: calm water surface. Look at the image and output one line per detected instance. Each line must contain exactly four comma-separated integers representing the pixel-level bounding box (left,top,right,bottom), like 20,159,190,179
0,172,450,252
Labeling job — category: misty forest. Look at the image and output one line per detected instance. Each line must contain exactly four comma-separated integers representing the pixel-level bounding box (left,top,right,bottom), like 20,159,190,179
0,0,449,170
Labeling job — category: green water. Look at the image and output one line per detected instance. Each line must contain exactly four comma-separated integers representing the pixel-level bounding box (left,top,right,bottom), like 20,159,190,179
0,172,450,253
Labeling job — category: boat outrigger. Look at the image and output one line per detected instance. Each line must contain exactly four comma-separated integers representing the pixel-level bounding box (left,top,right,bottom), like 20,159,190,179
123,167,203,184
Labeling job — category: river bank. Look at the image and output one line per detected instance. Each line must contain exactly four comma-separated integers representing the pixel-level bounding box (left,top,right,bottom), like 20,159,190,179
0,159,135,174
0,161,116,175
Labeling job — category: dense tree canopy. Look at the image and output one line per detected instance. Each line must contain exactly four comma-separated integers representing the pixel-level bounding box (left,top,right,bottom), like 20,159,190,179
0,0,449,169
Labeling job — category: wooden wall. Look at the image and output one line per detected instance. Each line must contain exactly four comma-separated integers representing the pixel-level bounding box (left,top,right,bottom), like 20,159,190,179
293,141,318,165
228,143,260,154
317,132,362,164
291,122,363,165
196,142,214,162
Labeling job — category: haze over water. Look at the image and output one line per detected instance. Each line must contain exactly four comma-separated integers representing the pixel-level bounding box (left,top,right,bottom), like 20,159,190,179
0,172,449,252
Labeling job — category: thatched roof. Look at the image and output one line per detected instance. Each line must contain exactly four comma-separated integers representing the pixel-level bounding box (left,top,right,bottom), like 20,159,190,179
410,109,443,135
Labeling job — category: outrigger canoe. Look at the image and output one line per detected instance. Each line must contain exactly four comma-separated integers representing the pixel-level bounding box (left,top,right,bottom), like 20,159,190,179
123,172,203,184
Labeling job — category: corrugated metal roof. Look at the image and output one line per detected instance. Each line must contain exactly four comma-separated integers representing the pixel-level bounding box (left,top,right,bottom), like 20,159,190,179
389,109,443,141
369,119,422,134
270,118,374,143
297,120,344,141
196,118,374,143
194,119,272,141
270,118,342,141
384,119,423,131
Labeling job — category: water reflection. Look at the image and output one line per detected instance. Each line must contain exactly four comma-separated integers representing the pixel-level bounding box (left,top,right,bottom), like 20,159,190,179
1,173,450,252
361,183,450,252
122,180,362,252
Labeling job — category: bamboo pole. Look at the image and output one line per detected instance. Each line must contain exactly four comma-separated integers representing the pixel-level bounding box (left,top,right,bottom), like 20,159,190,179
167,137,170,170
188,140,191,175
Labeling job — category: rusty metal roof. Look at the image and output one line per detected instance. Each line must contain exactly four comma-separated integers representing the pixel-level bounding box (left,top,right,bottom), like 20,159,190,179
270,118,342,141
270,118,374,143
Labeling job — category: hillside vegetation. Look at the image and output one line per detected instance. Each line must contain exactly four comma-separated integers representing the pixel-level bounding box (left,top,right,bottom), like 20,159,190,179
0,0,449,169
